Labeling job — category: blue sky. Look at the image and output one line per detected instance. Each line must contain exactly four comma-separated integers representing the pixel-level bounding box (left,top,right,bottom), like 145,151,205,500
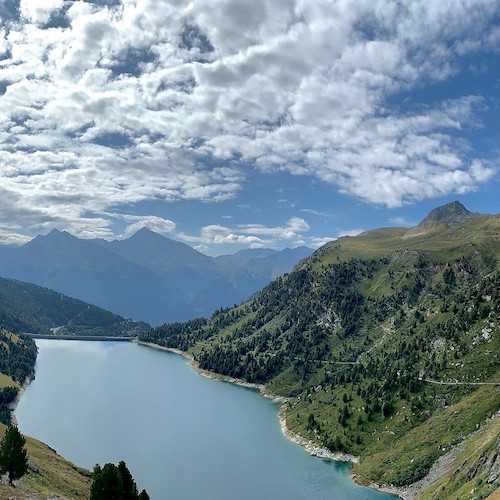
0,0,499,256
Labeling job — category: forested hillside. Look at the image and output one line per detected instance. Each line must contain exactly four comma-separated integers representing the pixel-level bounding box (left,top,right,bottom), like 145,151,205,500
141,203,500,496
0,329,37,423
0,277,150,337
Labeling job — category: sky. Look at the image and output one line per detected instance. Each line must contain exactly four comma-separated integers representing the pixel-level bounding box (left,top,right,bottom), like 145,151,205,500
0,0,499,256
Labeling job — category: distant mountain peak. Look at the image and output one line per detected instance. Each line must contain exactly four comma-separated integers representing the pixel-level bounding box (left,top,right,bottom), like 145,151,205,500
45,228,69,238
129,226,161,239
405,201,478,237
32,228,74,243
135,226,155,234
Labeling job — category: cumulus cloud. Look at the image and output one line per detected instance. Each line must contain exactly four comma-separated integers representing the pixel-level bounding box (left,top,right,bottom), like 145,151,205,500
238,217,310,239
20,0,65,24
0,0,498,241
123,215,176,237
178,216,310,249
310,236,335,248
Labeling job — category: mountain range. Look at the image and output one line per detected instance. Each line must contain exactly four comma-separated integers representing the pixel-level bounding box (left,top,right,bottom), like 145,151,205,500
0,229,312,325
141,201,500,497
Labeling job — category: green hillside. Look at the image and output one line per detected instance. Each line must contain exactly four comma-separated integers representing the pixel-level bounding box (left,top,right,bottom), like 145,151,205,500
0,277,150,337
0,422,91,498
141,204,500,496
0,329,37,424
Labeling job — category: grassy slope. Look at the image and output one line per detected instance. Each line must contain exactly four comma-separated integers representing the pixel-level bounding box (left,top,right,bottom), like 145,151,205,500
0,373,17,388
356,385,499,488
416,414,500,499
0,423,91,498
142,213,500,497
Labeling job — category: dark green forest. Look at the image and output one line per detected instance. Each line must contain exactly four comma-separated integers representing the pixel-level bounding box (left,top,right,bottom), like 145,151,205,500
0,329,37,424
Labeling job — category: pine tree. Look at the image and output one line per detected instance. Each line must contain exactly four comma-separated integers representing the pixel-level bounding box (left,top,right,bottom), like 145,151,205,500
0,425,28,485
118,460,138,500
90,463,124,500
90,461,149,500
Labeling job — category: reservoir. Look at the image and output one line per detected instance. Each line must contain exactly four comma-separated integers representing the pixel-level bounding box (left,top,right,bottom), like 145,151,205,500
16,340,393,499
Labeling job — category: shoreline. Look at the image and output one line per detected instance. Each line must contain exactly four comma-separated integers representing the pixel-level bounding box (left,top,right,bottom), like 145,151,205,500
136,341,288,403
137,340,402,498
9,376,33,426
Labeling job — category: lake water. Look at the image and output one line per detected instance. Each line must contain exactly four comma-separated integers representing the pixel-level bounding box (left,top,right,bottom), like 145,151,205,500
16,340,393,500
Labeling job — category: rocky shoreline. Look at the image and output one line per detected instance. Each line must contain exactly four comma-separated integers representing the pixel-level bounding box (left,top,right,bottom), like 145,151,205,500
9,376,32,426
277,402,359,463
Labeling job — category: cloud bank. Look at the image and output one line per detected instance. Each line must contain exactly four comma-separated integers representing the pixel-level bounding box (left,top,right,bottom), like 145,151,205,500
0,0,498,242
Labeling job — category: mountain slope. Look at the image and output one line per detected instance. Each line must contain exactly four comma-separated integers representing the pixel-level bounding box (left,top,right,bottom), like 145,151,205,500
221,246,314,278
96,229,313,315
214,248,279,268
140,202,500,496
94,227,217,274
0,422,91,498
0,277,149,337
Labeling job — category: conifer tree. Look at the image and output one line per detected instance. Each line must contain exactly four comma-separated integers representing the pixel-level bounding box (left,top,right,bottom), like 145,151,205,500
118,460,138,500
0,425,28,484
90,461,149,500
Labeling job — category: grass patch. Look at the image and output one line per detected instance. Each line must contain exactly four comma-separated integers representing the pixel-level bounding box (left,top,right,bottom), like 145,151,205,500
0,372,18,389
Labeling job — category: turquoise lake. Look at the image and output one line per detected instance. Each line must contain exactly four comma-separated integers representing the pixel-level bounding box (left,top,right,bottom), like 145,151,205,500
15,340,394,499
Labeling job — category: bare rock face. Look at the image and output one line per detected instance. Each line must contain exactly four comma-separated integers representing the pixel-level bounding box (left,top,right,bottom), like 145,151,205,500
405,201,478,237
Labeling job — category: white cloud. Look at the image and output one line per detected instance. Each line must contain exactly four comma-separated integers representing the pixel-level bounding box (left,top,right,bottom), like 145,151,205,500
310,236,335,248
20,0,65,24
0,0,498,241
123,216,176,237
178,216,310,249
214,234,264,245
0,231,31,245
194,244,209,253
238,217,309,239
